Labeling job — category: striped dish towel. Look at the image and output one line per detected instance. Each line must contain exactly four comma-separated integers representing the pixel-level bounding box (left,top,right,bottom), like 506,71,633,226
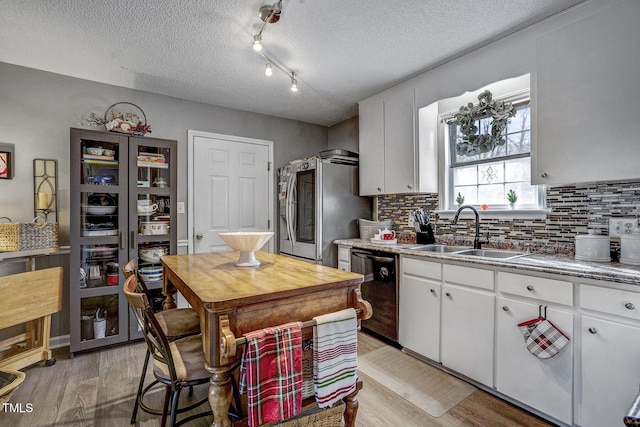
313,308,358,408
239,322,303,427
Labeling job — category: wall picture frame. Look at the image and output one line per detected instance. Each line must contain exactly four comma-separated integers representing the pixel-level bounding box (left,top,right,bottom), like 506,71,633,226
0,143,15,180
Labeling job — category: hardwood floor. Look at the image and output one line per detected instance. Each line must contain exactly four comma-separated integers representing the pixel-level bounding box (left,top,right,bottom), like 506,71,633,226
2,333,556,426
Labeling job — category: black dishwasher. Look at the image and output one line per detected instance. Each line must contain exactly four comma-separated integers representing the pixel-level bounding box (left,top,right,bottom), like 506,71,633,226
351,248,399,344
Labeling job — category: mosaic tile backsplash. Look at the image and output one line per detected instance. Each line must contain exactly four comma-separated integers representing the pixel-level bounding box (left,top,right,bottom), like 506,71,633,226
376,180,640,256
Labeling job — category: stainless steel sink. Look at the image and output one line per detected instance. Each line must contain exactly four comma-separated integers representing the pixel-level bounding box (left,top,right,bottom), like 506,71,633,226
408,244,471,253
453,248,528,259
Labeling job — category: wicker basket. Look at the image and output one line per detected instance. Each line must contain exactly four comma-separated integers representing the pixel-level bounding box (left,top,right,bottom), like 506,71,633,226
0,217,59,252
274,400,345,427
0,370,26,412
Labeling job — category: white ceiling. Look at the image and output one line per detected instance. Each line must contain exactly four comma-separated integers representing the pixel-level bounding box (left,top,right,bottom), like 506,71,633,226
0,0,586,126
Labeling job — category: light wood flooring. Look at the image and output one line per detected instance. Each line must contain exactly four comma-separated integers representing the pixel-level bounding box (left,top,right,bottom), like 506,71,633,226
2,332,556,426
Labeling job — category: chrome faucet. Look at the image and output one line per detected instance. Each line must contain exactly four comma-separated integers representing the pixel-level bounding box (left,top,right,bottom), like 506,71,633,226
452,205,485,249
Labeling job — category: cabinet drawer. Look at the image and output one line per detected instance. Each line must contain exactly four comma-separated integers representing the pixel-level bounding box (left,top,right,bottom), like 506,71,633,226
498,272,573,306
581,284,640,320
402,256,441,280
443,264,493,291
338,246,350,263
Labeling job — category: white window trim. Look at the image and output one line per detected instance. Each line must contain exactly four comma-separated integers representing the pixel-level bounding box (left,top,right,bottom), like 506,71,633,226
430,83,546,220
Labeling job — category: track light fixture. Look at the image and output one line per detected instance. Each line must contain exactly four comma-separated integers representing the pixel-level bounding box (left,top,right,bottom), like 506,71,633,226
252,34,262,51
251,1,298,93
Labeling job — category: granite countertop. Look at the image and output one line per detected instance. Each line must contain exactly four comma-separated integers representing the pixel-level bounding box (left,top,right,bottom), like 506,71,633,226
334,238,640,286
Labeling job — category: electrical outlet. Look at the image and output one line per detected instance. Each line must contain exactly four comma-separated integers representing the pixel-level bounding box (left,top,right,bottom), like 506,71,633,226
177,202,185,214
609,217,640,238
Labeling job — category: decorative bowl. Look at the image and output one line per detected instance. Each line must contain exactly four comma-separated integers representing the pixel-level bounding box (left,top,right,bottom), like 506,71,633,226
139,246,168,263
218,231,274,267
102,149,115,157
87,147,104,155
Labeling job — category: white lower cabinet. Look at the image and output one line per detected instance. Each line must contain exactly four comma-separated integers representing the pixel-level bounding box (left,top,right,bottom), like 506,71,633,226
496,297,573,425
399,257,441,361
580,283,640,427
441,282,495,387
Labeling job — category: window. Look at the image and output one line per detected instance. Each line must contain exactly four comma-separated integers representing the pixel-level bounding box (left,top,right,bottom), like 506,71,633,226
446,101,543,210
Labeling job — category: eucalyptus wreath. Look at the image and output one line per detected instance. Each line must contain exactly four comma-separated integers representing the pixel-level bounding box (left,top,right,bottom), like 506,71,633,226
447,90,516,157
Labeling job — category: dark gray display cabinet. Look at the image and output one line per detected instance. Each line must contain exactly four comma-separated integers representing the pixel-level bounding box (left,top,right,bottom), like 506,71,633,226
70,128,177,354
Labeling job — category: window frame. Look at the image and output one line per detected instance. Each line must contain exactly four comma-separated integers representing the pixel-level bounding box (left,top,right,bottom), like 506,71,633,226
438,90,546,216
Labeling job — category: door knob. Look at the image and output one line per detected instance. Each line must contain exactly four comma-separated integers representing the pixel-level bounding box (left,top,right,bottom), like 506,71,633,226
502,306,509,311
588,327,597,334
526,285,534,291
196,233,203,240
625,302,635,310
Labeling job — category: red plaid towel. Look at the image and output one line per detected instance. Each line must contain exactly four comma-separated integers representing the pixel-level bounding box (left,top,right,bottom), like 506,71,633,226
518,317,570,359
239,322,303,427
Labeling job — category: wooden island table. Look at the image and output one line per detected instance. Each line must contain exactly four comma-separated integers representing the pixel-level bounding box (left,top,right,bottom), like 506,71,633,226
161,251,371,427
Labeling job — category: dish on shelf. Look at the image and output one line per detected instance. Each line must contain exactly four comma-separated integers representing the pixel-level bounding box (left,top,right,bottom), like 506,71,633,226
154,215,170,222
88,193,116,206
139,265,163,282
82,204,117,215
139,246,168,263
139,221,169,235
83,245,117,259
86,147,104,155
82,229,118,236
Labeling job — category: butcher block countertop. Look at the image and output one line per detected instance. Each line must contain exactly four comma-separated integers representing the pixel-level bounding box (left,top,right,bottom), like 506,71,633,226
161,250,364,310
335,238,640,286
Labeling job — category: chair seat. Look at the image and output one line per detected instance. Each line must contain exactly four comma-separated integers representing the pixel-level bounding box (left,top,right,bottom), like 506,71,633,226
155,308,200,339
153,335,210,382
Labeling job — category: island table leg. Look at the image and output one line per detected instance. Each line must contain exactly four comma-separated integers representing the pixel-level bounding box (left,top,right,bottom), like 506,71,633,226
208,367,233,427
343,379,363,427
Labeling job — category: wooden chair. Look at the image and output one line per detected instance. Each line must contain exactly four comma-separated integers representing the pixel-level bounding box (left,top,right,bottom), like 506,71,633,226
122,259,201,424
123,273,226,426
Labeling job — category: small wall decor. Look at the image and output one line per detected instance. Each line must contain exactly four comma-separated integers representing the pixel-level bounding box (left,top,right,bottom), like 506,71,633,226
84,102,151,135
33,158,58,222
0,142,15,179
447,90,516,157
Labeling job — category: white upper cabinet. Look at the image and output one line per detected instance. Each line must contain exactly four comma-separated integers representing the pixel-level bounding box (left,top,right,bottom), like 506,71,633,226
358,84,437,196
533,0,640,185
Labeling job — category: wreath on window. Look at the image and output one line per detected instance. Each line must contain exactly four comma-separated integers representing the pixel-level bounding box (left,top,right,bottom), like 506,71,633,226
446,90,516,157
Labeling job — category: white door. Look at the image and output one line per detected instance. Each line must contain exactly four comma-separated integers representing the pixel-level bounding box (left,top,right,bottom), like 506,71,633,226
189,131,273,254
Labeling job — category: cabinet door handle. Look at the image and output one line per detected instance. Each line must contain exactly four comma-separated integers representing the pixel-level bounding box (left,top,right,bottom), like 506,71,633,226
540,172,548,178
502,306,509,311
407,185,412,189
377,187,382,192
588,327,597,334
445,292,451,297
625,302,635,310
430,289,436,294
526,285,534,291
130,231,136,249
119,231,124,250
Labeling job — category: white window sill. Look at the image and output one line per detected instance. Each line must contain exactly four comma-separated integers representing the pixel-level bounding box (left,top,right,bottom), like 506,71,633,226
435,209,549,220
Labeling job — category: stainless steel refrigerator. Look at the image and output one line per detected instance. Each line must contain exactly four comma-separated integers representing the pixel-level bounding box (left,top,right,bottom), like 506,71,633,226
278,153,371,267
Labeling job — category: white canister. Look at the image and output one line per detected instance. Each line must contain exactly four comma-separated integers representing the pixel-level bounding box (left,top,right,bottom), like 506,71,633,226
620,233,640,266
575,231,610,262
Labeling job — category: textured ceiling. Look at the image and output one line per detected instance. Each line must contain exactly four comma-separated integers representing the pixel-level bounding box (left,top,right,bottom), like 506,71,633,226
0,0,586,126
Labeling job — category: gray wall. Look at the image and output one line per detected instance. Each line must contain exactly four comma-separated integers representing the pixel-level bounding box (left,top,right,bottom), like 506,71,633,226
327,116,359,154
0,62,330,341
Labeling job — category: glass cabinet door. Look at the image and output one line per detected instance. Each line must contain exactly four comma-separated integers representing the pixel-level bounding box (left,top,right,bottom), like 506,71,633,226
128,137,177,337
70,130,129,352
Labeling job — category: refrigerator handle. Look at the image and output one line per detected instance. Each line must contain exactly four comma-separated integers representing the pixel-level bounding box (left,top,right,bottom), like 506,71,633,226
289,172,297,246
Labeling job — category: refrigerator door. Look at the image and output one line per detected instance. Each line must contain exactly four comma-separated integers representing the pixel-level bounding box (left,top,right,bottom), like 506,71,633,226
320,160,371,267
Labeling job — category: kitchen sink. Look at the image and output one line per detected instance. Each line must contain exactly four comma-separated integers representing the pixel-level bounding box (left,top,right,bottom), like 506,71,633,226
408,244,471,253
453,248,528,259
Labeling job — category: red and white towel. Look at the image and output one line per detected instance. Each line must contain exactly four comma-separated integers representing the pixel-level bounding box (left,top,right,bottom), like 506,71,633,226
313,308,358,408
239,322,303,427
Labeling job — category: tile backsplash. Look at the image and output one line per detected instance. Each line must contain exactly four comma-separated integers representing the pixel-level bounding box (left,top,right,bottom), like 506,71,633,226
376,180,640,255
